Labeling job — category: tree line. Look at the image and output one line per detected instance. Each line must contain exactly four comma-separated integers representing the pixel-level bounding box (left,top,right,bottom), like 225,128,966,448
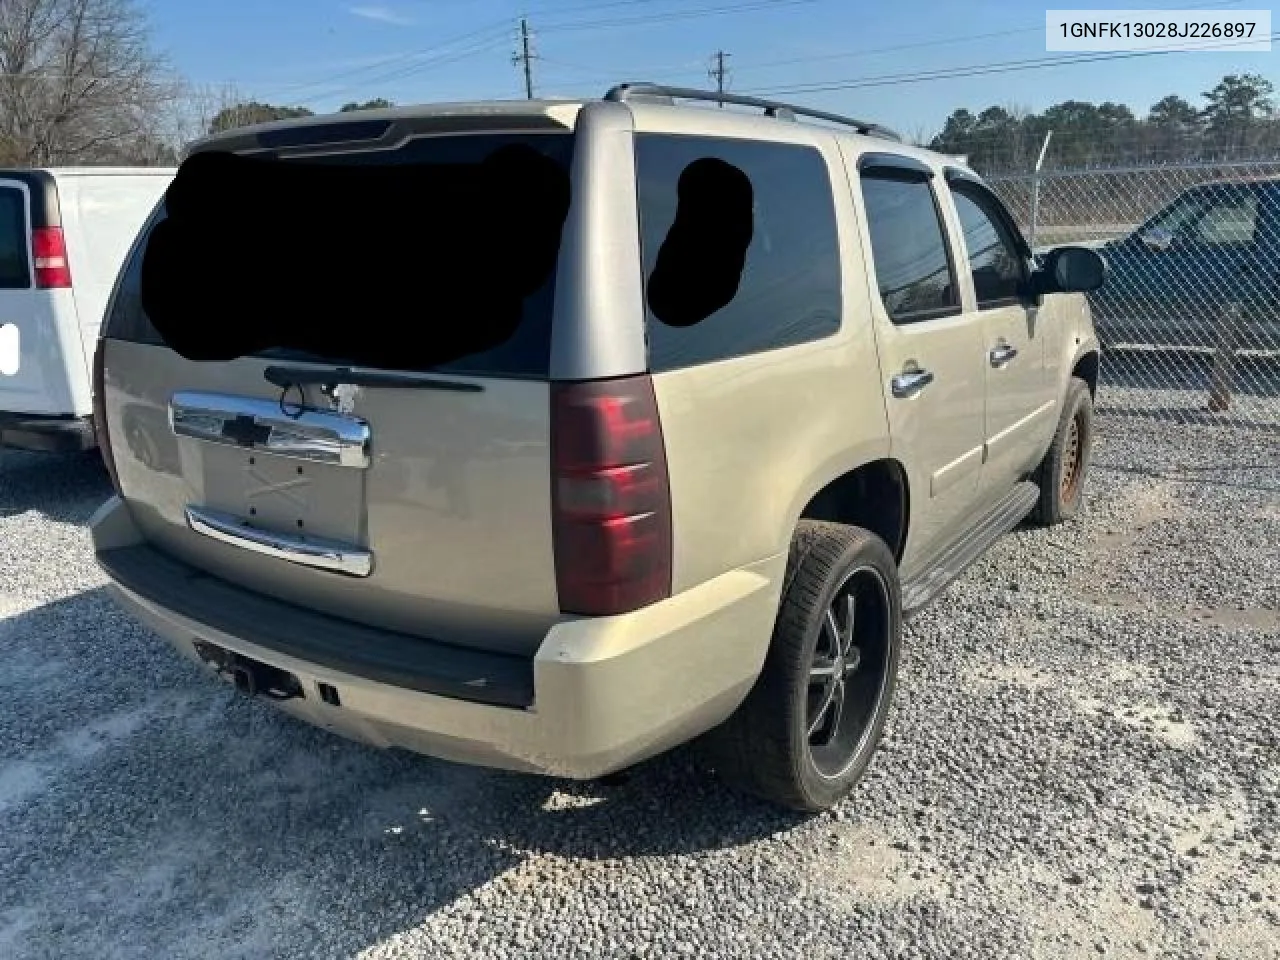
0,0,396,166
927,74,1278,174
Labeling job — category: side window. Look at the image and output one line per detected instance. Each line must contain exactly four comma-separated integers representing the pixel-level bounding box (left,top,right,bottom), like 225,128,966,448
0,187,30,289
950,184,1028,308
859,173,959,324
1191,192,1257,246
636,134,842,371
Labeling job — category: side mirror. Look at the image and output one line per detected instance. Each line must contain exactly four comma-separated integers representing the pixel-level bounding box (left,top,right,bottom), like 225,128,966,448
1140,226,1174,252
1030,245,1108,296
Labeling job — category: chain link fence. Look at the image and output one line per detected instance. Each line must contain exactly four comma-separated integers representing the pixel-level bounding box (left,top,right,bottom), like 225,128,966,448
987,161,1280,431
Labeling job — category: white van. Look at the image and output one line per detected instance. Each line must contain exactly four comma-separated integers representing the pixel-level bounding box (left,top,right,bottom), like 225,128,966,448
0,167,174,452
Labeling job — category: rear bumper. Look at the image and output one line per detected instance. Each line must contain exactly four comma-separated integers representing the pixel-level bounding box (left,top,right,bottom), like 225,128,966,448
0,412,96,452
90,495,782,779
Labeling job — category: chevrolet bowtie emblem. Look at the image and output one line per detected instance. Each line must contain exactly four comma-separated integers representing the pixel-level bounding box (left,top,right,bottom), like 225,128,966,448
220,414,272,448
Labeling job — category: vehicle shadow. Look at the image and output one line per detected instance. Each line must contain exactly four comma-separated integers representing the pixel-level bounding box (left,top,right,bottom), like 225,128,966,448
1,587,806,960
0,448,112,524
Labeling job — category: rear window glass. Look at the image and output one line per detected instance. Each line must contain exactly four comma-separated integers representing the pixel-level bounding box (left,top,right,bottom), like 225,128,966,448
107,132,574,379
636,134,842,371
0,187,29,289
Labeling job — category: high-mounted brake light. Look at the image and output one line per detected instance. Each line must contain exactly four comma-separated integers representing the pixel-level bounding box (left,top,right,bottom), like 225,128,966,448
551,376,673,616
32,227,72,288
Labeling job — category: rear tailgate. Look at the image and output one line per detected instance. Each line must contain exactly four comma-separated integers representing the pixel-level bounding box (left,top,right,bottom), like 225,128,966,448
101,117,580,656
0,174,88,416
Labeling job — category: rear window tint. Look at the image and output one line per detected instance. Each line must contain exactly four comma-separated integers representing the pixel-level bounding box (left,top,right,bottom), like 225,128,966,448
636,134,842,371
0,187,29,289
107,132,574,379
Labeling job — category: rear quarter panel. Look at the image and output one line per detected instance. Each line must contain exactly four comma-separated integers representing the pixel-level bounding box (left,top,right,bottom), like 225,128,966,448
629,111,892,596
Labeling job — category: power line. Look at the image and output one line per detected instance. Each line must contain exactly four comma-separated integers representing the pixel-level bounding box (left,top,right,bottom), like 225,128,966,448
278,0,816,106
276,32,513,104
535,54,706,78
519,0,1254,82
730,0,1251,72
249,20,514,100
247,1,807,105
536,0,821,33
744,32,1280,96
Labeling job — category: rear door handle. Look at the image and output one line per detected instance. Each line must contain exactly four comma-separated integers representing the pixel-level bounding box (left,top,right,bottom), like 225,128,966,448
989,343,1018,368
890,369,934,399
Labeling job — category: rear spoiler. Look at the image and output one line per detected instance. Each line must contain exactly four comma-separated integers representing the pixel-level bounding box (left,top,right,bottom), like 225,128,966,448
183,107,578,160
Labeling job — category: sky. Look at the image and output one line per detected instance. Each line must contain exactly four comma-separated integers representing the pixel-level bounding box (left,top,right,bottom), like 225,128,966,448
148,0,1279,141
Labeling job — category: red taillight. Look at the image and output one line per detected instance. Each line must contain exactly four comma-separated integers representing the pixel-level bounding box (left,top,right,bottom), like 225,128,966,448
32,226,72,288
551,376,673,616
92,338,121,493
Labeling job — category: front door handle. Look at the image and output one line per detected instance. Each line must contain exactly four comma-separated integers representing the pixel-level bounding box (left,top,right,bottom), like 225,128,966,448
890,369,934,399
989,343,1019,368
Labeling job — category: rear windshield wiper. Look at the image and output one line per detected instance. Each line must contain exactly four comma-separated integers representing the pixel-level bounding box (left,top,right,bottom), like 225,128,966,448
263,365,484,394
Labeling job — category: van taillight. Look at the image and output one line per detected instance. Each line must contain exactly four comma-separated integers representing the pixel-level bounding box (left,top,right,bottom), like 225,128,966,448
92,338,121,493
551,376,673,616
32,227,72,288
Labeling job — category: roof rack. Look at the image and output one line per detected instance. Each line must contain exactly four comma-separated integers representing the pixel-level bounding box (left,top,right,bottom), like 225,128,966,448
603,82,902,142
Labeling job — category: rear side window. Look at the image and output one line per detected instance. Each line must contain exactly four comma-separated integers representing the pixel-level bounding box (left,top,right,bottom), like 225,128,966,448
107,132,574,379
860,174,959,324
0,187,30,289
636,134,842,371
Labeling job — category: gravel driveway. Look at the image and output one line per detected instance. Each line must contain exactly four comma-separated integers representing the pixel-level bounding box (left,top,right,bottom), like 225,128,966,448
1,404,1277,960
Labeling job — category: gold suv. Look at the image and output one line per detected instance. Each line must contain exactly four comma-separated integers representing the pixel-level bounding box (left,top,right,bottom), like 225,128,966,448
89,84,1105,811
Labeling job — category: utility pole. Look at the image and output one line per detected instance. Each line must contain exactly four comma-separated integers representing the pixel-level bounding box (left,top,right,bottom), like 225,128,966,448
710,50,730,106
514,18,535,100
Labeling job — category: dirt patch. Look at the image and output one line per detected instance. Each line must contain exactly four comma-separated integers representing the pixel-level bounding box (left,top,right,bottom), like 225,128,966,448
804,822,936,905
1184,605,1280,631
1073,694,1198,749
967,663,1055,692
1088,481,1187,555
1201,919,1280,959
1075,481,1197,614
1028,886,1165,960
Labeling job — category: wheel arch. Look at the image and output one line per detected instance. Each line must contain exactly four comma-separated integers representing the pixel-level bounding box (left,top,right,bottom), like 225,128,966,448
796,457,910,563
1072,348,1100,397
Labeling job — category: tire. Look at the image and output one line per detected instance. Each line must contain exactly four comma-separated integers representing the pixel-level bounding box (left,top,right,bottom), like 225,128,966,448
705,521,901,812
1030,376,1094,527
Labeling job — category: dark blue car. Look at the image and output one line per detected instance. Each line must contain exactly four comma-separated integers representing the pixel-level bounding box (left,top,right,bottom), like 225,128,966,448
1089,177,1280,350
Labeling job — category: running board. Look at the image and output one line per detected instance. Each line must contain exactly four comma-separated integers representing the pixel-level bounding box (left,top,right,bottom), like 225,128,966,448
901,481,1039,618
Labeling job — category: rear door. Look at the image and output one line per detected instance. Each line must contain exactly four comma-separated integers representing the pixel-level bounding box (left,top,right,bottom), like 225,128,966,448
100,121,580,656
0,174,88,417
851,152,988,571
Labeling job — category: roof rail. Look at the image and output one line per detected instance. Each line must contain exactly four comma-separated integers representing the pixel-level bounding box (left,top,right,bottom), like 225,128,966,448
603,82,902,142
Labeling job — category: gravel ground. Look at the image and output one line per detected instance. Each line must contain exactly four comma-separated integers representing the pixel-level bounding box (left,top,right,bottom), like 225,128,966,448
1,400,1277,960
